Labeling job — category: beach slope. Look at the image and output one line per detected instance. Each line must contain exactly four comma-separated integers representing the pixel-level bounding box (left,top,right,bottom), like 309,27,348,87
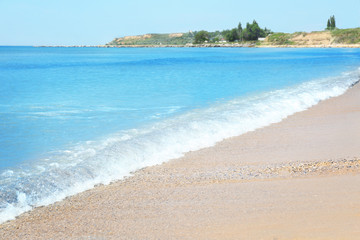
1,84,360,239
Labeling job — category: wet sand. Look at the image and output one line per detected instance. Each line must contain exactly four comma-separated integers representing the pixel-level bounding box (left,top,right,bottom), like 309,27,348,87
1,84,360,239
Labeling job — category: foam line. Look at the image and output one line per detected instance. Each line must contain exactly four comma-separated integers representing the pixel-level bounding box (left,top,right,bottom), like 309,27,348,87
0,68,359,223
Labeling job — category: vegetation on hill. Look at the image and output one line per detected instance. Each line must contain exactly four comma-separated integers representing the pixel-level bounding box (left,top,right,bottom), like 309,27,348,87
108,32,195,45
106,16,360,47
266,33,294,45
107,20,272,45
194,20,272,44
263,28,360,46
194,31,209,44
331,28,360,44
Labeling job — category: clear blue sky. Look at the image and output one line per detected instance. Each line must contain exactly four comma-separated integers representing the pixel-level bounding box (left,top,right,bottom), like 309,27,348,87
1,0,359,46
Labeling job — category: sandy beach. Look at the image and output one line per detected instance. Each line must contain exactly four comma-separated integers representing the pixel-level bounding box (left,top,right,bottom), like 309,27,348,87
1,82,360,239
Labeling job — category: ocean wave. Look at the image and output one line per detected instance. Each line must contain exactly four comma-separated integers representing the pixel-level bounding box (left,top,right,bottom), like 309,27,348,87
0,68,359,223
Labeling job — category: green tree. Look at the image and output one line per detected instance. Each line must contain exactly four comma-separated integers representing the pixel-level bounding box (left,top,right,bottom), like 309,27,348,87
224,28,240,42
196,20,271,43
238,22,243,32
194,31,209,43
331,15,336,29
242,21,259,40
326,15,336,30
241,20,271,41
250,20,261,38
238,22,243,41
221,29,230,39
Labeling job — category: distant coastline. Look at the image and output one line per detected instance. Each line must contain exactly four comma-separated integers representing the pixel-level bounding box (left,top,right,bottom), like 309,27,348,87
36,29,360,48
34,27,360,48
86,27,360,48
37,43,360,48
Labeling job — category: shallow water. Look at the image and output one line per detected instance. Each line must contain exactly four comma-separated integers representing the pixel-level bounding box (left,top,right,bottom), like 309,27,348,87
0,47,360,222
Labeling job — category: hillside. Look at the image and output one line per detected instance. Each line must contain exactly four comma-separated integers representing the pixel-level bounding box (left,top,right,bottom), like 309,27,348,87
107,32,195,45
262,28,360,46
106,28,360,47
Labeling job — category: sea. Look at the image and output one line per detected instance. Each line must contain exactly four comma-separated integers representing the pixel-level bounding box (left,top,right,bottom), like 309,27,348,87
0,46,359,223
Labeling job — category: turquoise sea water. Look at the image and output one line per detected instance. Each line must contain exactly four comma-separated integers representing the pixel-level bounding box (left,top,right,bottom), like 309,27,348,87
0,46,360,222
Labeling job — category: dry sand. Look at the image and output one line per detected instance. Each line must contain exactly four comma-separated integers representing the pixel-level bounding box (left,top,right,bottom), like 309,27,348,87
1,84,360,239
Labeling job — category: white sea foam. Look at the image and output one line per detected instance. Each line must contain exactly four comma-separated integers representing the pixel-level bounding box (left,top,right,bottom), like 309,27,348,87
0,68,359,224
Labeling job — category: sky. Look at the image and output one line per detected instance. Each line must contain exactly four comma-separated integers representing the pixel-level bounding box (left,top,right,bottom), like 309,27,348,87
0,0,359,46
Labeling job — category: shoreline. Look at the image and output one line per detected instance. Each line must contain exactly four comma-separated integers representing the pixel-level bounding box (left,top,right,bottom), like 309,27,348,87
1,82,360,239
36,43,360,48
